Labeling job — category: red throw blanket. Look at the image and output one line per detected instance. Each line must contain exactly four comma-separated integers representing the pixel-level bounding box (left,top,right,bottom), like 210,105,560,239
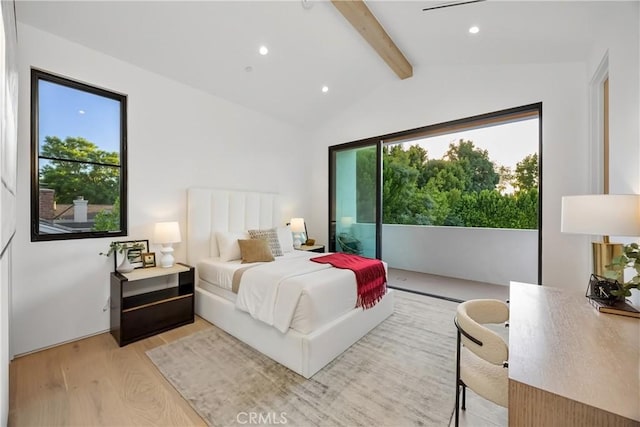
311,253,386,309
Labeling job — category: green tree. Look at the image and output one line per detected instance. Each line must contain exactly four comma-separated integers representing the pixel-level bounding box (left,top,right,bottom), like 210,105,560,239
39,136,120,204
423,159,468,193
93,197,120,231
445,140,499,192
382,146,429,224
514,153,538,192
354,141,538,230
514,188,539,229
496,165,513,194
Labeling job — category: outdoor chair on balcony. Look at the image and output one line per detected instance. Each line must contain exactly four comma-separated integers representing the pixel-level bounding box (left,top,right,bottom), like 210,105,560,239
336,232,362,255
454,299,509,427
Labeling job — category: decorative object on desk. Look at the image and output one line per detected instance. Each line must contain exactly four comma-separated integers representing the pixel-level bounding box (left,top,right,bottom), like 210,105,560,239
154,221,181,268
561,194,640,276
585,273,621,303
289,217,307,249
305,238,316,246
141,252,156,268
588,297,640,319
603,243,640,298
100,240,147,272
585,273,640,318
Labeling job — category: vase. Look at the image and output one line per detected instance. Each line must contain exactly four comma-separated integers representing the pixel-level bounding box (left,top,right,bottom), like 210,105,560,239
117,249,134,273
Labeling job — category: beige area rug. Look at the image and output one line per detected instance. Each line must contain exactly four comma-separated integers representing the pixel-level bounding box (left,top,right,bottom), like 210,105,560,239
146,291,459,426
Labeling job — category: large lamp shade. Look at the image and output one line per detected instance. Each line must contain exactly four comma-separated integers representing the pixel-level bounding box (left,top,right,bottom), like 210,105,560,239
561,194,640,277
561,195,640,236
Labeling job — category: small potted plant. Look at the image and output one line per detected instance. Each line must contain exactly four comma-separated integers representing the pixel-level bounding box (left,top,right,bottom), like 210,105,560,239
100,241,144,273
604,243,640,298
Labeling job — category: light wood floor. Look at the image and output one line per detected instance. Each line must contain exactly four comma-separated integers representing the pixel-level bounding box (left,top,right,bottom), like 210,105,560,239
10,273,509,427
9,318,212,427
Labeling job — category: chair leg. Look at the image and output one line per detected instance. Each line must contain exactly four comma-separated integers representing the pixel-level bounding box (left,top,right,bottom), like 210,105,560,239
462,383,466,410
455,326,461,427
455,383,460,427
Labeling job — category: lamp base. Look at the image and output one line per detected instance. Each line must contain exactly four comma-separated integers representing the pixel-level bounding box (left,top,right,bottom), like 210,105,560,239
592,241,623,277
159,244,175,268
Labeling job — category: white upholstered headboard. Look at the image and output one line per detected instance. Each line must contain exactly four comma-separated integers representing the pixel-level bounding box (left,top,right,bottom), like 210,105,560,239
187,188,280,266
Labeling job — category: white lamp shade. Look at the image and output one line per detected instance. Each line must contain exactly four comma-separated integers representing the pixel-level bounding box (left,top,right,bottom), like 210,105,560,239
561,194,640,236
153,221,182,244
290,217,306,233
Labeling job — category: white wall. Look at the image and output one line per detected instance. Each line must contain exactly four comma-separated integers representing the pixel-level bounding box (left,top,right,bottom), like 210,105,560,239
11,24,309,356
308,2,639,296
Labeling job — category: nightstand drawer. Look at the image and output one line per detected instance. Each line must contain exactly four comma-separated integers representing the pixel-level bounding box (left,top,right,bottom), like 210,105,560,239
121,295,193,344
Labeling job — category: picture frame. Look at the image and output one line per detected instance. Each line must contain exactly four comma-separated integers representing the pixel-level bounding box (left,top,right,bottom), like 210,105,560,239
113,240,149,270
141,252,156,268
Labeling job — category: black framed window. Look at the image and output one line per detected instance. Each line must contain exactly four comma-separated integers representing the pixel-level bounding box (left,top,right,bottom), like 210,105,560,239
31,69,127,241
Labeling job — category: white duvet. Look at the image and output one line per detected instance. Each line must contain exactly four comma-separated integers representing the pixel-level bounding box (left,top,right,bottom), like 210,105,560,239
235,256,333,333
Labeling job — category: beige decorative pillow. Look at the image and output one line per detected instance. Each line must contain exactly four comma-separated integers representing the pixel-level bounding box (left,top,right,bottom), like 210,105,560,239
238,239,275,264
247,228,283,257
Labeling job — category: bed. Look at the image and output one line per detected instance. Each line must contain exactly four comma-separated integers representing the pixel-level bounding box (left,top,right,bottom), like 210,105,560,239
187,188,394,378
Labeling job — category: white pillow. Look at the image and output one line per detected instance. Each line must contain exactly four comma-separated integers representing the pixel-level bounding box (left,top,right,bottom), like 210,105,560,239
277,225,295,253
216,231,249,262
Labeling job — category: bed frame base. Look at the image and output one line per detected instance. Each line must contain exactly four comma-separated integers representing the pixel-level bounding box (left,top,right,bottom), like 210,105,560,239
195,286,395,378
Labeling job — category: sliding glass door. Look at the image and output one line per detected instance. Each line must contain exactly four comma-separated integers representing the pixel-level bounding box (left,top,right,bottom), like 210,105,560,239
329,141,381,259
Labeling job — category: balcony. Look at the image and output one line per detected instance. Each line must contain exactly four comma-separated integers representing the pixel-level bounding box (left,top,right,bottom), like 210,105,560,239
350,223,538,287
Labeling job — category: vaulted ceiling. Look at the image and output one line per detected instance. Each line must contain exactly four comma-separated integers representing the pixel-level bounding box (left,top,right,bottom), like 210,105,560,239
16,1,623,128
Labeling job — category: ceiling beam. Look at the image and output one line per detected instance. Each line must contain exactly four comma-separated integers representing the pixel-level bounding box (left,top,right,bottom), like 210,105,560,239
331,0,413,80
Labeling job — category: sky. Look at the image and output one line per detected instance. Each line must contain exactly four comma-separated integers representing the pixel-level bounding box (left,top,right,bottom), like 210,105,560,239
405,118,539,171
38,80,121,153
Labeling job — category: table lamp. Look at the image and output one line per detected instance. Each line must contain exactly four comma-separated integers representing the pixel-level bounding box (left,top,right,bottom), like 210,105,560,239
290,217,306,249
561,194,640,276
153,221,181,268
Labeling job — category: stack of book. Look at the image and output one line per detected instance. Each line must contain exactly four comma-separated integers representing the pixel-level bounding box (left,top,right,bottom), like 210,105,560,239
588,298,640,319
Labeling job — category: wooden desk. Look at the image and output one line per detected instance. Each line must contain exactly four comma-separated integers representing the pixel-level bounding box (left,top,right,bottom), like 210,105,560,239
509,282,640,426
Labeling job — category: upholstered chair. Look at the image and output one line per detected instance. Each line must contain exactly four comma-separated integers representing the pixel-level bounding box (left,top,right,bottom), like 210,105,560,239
454,299,509,427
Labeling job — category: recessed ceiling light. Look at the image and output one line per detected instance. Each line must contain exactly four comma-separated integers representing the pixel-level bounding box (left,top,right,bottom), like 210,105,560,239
78,110,85,115
259,46,269,55
469,26,479,34
322,86,329,93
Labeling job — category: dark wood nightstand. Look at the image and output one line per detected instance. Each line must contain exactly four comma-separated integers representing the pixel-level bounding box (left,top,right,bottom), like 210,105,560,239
297,244,325,253
110,263,194,346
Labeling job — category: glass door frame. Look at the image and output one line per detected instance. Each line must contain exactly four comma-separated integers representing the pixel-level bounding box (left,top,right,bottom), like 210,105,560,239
328,138,383,259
